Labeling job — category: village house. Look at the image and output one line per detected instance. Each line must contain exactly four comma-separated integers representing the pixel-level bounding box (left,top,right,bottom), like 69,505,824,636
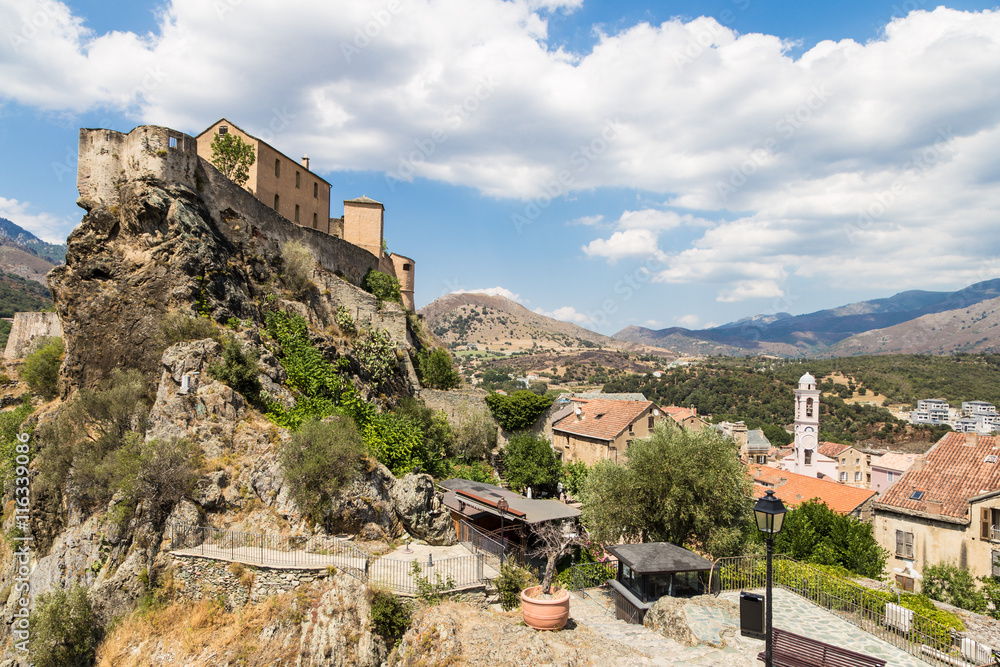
196,119,416,310
870,452,918,496
873,432,1000,591
818,442,877,489
551,398,668,465
663,405,708,431
752,466,878,521
715,421,772,464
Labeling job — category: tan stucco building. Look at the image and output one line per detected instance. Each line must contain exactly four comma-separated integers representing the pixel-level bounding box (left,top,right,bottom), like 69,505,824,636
196,119,416,310
551,398,668,466
873,432,1000,591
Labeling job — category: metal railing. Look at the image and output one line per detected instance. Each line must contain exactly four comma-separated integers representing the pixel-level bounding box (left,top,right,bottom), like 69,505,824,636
166,521,488,595
712,555,983,667
456,518,524,566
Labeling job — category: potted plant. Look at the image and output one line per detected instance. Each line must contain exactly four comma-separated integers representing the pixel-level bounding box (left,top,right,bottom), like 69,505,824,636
520,522,585,630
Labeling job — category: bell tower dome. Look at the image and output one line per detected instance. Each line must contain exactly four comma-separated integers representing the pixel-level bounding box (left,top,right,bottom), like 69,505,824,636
793,372,820,474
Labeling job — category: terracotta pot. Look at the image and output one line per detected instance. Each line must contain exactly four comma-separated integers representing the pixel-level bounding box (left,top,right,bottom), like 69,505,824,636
520,585,570,630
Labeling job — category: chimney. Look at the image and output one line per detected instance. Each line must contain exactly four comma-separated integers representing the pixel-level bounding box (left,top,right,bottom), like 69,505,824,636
966,432,979,446
912,457,925,472
302,154,310,170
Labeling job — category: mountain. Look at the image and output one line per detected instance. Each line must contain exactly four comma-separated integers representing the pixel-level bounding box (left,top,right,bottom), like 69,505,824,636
419,292,674,356
0,216,67,265
614,279,1000,357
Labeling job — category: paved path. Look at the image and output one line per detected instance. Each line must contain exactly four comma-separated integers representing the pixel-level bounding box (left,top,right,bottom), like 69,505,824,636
719,589,930,667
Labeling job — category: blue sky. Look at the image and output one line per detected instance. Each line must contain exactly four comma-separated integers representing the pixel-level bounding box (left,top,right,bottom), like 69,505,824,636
2,0,1000,335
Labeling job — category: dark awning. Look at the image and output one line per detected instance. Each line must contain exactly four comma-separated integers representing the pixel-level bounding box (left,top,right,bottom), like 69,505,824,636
605,542,713,574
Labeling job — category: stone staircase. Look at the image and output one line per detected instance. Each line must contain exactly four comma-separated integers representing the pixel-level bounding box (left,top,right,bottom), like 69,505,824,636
568,593,760,666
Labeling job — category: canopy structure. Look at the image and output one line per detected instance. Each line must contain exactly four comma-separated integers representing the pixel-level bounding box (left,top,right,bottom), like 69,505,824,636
604,542,714,623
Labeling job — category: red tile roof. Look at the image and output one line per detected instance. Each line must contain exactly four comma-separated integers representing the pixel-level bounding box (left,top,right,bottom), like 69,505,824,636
818,442,850,458
751,466,876,514
552,399,653,442
877,432,1000,520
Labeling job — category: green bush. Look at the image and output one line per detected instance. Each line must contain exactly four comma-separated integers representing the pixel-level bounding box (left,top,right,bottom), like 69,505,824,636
362,269,402,307
445,460,495,483
158,311,220,347
501,433,561,494
0,397,33,496
484,390,553,432
450,405,497,462
335,305,356,336
109,435,204,526
494,563,537,611
414,348,460,390
354,329,397,390
368,588,411,648
562,461,588,496
29,584,98,667
21,336,63,399
208,335,262,404
280,417,365,526
922,561,987,613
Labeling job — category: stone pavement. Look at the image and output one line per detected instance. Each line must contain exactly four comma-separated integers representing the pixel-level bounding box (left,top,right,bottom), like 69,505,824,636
568,588,933,666
719,589,930,667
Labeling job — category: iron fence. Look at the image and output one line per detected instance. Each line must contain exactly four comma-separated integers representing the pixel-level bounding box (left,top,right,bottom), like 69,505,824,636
712,555,985,667
166,521,489,595
456,518,524,566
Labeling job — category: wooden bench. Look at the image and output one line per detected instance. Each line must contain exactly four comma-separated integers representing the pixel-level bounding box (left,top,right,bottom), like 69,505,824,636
757,628,887,667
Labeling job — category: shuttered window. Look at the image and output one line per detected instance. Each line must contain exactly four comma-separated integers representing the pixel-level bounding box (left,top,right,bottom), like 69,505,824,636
983,508,992,540
895,530,914,558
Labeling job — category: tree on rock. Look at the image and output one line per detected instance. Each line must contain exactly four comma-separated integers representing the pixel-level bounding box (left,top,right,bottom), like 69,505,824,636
210,133,256,187
582,424,753,558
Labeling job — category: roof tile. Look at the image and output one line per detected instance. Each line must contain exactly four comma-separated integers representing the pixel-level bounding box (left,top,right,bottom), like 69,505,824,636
553,399,653,442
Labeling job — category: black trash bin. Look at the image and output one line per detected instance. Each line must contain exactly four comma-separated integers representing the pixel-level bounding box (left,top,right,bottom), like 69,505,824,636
740,591,765,639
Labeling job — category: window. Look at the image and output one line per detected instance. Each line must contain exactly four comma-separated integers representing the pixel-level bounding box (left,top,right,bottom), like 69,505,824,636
756,455,767,464
841,458,846,465
804,449,812,465
840,472,847,482
273,194,279,212
294,204,300,222
648,415,654,429
856,458,861,466
887,471,895,482
993,551,1000,577
295,171,300,188
854,471,861,482
403,263,411,271
312,212,318,228
867,473,871,483
806,398,814,418
909,490,925,501
313,182,318,198
168,136,178,149
895,530,914,559
981,508,1000,541
895,575,915,592
274,159,280,177
628,423,634,435
219,126,228,135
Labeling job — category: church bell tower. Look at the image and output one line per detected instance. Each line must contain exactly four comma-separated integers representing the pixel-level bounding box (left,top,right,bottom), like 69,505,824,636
794,372,820,474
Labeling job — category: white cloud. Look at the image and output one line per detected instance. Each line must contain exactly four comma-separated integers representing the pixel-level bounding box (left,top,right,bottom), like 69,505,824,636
676,314,700,328
0,197,73,243
716,280,785,303
450,286,522,301
582,228,660,263
3,2,1000,295
567,214,604,226
534,305,594,325
644,318,665,327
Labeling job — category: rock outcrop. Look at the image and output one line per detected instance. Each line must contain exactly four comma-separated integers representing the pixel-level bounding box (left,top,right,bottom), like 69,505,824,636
391,472,456,546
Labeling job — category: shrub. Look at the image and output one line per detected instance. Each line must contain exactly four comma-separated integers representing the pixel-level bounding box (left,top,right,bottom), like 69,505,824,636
446,460,494,484
109,435,204,525
158,311,220,347
354,329,397,390
29,584,98,667
280,417,365,526
562,461,588,496
484,391,553,432
502,433,561,495
335,305,356,336
450,405,497,462
21,336,63,399
362,269,402,307
280,240,316,296
922,561,987,613
411,561,455,605
494,563,537,611
368,588,411,648
208,335,262,404
413,348,460,390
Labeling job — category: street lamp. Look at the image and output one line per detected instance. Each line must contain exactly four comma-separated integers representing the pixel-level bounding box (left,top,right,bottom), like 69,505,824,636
497,497,509,564
753,489,786,667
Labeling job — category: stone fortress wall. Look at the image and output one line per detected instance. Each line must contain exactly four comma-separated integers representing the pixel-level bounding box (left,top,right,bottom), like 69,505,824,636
2,311,62,359
76,125,409,346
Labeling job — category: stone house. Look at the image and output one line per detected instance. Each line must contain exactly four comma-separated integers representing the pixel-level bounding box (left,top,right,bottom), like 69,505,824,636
873,432,1000,592
551,398,668,465
196,119,415,310
819,442,876,488
663,405,708,431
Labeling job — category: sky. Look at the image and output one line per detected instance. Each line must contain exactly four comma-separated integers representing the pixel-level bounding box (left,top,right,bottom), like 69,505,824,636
1,0,999,335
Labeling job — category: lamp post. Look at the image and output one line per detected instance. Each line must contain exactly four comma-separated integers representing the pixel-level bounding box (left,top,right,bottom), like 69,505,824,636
497,497,509,565
753,489,787,667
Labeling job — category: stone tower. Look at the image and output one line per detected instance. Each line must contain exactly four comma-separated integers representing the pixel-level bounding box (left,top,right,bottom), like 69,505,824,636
793,372,820,474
